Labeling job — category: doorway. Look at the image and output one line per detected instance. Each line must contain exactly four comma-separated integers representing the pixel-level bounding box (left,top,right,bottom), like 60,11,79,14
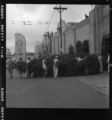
101,34,109,70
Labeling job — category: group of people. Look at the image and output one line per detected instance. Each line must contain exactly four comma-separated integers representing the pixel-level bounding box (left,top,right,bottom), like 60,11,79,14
6,57,23,79
42,56,59,78
6,55,60,79
98,54,110,73
25,56,59,78
6,58,15,79
6,54,110,79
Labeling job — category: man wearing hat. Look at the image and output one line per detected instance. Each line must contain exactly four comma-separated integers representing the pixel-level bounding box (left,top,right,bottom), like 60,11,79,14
26,57,31,78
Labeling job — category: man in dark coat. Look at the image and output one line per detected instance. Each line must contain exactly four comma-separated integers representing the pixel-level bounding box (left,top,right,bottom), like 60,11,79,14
7,58,14,79
26,57,31,78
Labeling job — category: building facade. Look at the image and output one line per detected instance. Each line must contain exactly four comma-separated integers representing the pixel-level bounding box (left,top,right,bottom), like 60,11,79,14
35,41,44,58
35,41,40,58
90,5,110,56
64,23,78,54
42,5,109,57
6,48,11,59
51,32,59,55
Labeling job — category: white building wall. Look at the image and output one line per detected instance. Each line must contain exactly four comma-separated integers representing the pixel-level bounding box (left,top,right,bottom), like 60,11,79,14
76,24,90,42
52,32,60,55
51,5,109,56
89,5,110,54
89,10,95,54
65,28,75,54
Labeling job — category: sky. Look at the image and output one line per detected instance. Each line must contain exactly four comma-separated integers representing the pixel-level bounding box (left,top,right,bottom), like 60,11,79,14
6,4,93,54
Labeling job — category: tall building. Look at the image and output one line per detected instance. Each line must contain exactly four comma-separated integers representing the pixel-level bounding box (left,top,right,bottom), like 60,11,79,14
15,33,26,61
6,48,11,59
35,41,42,58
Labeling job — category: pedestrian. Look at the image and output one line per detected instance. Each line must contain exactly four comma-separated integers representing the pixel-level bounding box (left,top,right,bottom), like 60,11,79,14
76,57,82,62
53,56,59,78
107,54,110,73
98,55,103,73
18,57,23,78
26,57,31,78
42,57,47,78
7,58,14,79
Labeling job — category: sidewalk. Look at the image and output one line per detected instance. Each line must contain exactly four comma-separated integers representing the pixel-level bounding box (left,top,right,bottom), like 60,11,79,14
75,72,109,96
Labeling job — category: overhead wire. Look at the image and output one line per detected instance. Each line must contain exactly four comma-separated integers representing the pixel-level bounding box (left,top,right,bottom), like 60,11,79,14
44,4,58,34
10,4,58,28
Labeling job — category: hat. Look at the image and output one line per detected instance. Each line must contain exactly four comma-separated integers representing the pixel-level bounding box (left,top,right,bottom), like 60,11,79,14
55,56,58,58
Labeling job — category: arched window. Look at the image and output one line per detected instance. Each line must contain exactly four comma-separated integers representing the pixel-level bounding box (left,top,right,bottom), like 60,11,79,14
76,41,83,54
69,45,74,55
76,40,89,54
83,40,89,54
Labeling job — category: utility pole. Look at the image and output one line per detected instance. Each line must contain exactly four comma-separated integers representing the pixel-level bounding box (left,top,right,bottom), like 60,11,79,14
50,32,53,55
47,32,51,55
43,33,48,55
54,5,67,55
43,32,50,56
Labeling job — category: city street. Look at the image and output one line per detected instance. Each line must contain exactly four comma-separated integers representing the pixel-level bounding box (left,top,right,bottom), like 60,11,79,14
6,69,109,108
3,4,110,120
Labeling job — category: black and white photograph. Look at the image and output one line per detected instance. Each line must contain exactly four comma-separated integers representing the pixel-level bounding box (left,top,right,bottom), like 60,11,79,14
6,4,110,108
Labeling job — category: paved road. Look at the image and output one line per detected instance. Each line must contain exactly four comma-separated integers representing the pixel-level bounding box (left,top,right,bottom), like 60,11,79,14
74,72,109,96
6,70,109,108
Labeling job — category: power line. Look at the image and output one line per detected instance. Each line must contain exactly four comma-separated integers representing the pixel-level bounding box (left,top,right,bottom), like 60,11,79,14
44,4,57,33
10,5,58,30
11,20,58,25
